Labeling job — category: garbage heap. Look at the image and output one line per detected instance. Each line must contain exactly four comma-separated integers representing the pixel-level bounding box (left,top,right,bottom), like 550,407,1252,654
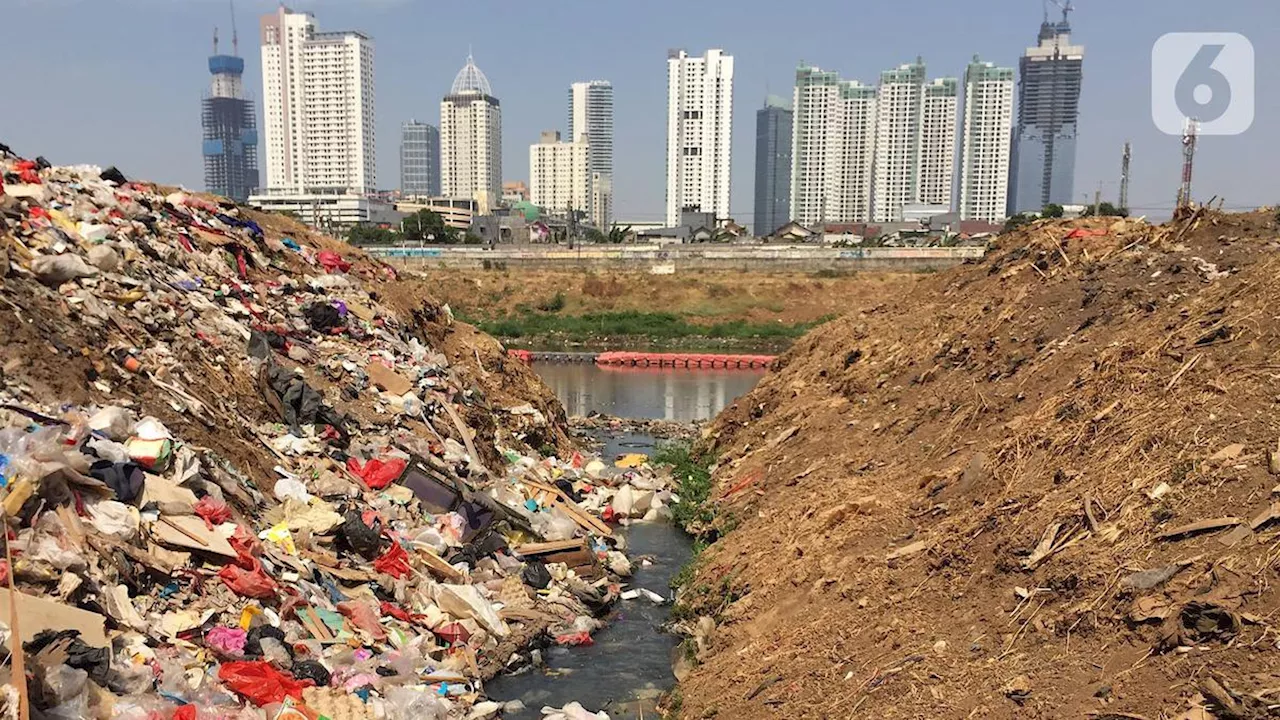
0,149,674,719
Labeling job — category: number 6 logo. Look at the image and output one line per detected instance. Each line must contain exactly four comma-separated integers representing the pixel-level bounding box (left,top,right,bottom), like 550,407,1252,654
1153,33,1254,136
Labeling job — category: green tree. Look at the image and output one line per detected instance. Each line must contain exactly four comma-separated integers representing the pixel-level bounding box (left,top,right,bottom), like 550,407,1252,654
607,225,632,244
1081,202,1129,218
402,209,457,244
583,228,606,244
1003,213,1034,233
1041,204,1065,219
347,224,398,246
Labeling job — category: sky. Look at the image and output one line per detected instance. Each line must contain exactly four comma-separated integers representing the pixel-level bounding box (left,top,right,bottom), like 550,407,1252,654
1,0,1276,224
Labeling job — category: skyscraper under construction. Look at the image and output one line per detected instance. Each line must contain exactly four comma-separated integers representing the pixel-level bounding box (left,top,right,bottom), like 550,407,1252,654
202,19,258,202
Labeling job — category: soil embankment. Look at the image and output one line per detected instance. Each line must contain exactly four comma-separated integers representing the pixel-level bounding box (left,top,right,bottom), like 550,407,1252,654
417,268,918,350
678,210,1280,718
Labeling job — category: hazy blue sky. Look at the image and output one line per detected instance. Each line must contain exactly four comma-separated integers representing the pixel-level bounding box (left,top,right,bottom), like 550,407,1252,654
1,0,1275,222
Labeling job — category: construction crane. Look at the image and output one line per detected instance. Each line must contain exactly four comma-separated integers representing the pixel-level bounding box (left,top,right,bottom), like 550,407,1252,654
1119,142,1131,212
1043,0,1075,23
1177,119,1199,208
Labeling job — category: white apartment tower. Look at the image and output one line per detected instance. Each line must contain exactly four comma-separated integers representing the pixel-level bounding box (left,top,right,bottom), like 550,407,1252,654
259,7,375,195
790,65,877,225
919,78,959,208
529,131,591,217
872,59,958,222
960,56,1015,222
569,81,614,227
665,49,734,227
441,55,502,212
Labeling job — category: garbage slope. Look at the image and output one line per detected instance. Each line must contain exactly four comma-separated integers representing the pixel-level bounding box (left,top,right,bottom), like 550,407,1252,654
681,211,1280,718
0,153,667,719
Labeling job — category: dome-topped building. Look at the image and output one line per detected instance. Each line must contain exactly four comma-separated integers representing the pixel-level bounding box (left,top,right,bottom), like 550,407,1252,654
441,53,502,210
450,54,493,97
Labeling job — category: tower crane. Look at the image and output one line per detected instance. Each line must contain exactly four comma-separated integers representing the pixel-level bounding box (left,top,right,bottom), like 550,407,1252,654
1043,0,1075,23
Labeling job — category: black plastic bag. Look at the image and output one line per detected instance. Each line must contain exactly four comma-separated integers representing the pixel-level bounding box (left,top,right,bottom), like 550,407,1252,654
339,510,383,559
522,561,552,590
291,660,331,687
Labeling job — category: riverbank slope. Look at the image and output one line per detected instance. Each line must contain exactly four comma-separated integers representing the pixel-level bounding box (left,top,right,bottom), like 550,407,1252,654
416,268,919,350
680,210,1280,718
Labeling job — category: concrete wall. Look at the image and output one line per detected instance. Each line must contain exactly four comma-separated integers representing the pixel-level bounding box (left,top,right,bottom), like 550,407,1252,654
366,244,985,272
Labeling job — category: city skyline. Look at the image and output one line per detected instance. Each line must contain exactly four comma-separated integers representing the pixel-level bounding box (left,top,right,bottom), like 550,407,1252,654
5,0,1276,224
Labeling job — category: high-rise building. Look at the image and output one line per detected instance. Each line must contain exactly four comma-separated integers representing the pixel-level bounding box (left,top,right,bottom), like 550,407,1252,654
665,49,734,227
753,96,793,235
399,121,440,197
872,59,925,223
790,66,877,226
259,7,374,195
441,55,502,213
959,57,1015,222
1009,14,1084,214
529,131,590,217
871,59,958,222
202,25,259,202
569,81,614,227
919,79,958,208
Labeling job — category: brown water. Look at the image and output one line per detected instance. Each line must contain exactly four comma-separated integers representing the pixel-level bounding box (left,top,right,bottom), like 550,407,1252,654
532,363,766,421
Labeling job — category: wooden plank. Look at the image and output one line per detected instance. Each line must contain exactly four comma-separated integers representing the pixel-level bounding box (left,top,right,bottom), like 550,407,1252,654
0,590,106,649
520,479,613,537
149,516,237,557
514,539,588,556
1159,517,1241,540
417,548,464,582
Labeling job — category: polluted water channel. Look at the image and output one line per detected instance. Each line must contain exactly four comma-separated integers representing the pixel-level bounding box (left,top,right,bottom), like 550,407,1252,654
485,367,764,717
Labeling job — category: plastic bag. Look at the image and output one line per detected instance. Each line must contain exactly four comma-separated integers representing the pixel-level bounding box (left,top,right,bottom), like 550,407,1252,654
194,496,232,528
554,631,594,647
217,661,311,707
273,477,313,504
31,254,98,286
345,457,406,490
88,406,135,440
316,251,351,273
372,541,412,579
86,500,140,540
382,686,450,720
206,626,247,657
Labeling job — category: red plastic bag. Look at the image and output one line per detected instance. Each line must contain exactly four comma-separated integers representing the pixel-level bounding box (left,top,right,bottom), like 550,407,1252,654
555,631,594,647
219,529,277,599
218,661,312,707
316,251,351,273
194,496,232,529
434,621,471,645
218,562,277,599
173,705,197,720
345,457,407,490
372,541,412,579
378,601,425,624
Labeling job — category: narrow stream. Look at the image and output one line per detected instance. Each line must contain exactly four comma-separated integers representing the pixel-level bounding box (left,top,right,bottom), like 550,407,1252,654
485,366,765,717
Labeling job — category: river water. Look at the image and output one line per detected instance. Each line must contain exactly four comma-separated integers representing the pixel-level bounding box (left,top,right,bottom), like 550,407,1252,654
533,364,766,421
483,365,764,717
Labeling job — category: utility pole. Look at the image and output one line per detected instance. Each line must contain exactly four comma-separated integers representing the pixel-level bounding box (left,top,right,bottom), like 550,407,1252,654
1177,118,1199,208
1119,141,1131,212
1093,187,1101,218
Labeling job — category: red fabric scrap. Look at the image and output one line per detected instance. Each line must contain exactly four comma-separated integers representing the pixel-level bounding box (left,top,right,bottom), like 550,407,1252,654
345,457,407,490
1064,228,1108,240
378,601,426,624
317,251,351,273
555,631,594,647
434,621,472,645
372,541,412,579
217,661,312,707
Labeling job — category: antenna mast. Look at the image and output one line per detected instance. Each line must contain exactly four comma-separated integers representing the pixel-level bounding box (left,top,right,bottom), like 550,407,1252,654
213,27,219,55
1177,119,1199,208
229,0,239,56
1119,141,1131,211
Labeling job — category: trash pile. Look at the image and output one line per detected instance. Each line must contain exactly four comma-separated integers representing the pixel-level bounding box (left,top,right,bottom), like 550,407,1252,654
0,148,667,719
675,209,1280,718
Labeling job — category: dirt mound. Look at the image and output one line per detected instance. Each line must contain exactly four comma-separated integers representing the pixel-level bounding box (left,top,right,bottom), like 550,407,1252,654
679,209,1280,718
